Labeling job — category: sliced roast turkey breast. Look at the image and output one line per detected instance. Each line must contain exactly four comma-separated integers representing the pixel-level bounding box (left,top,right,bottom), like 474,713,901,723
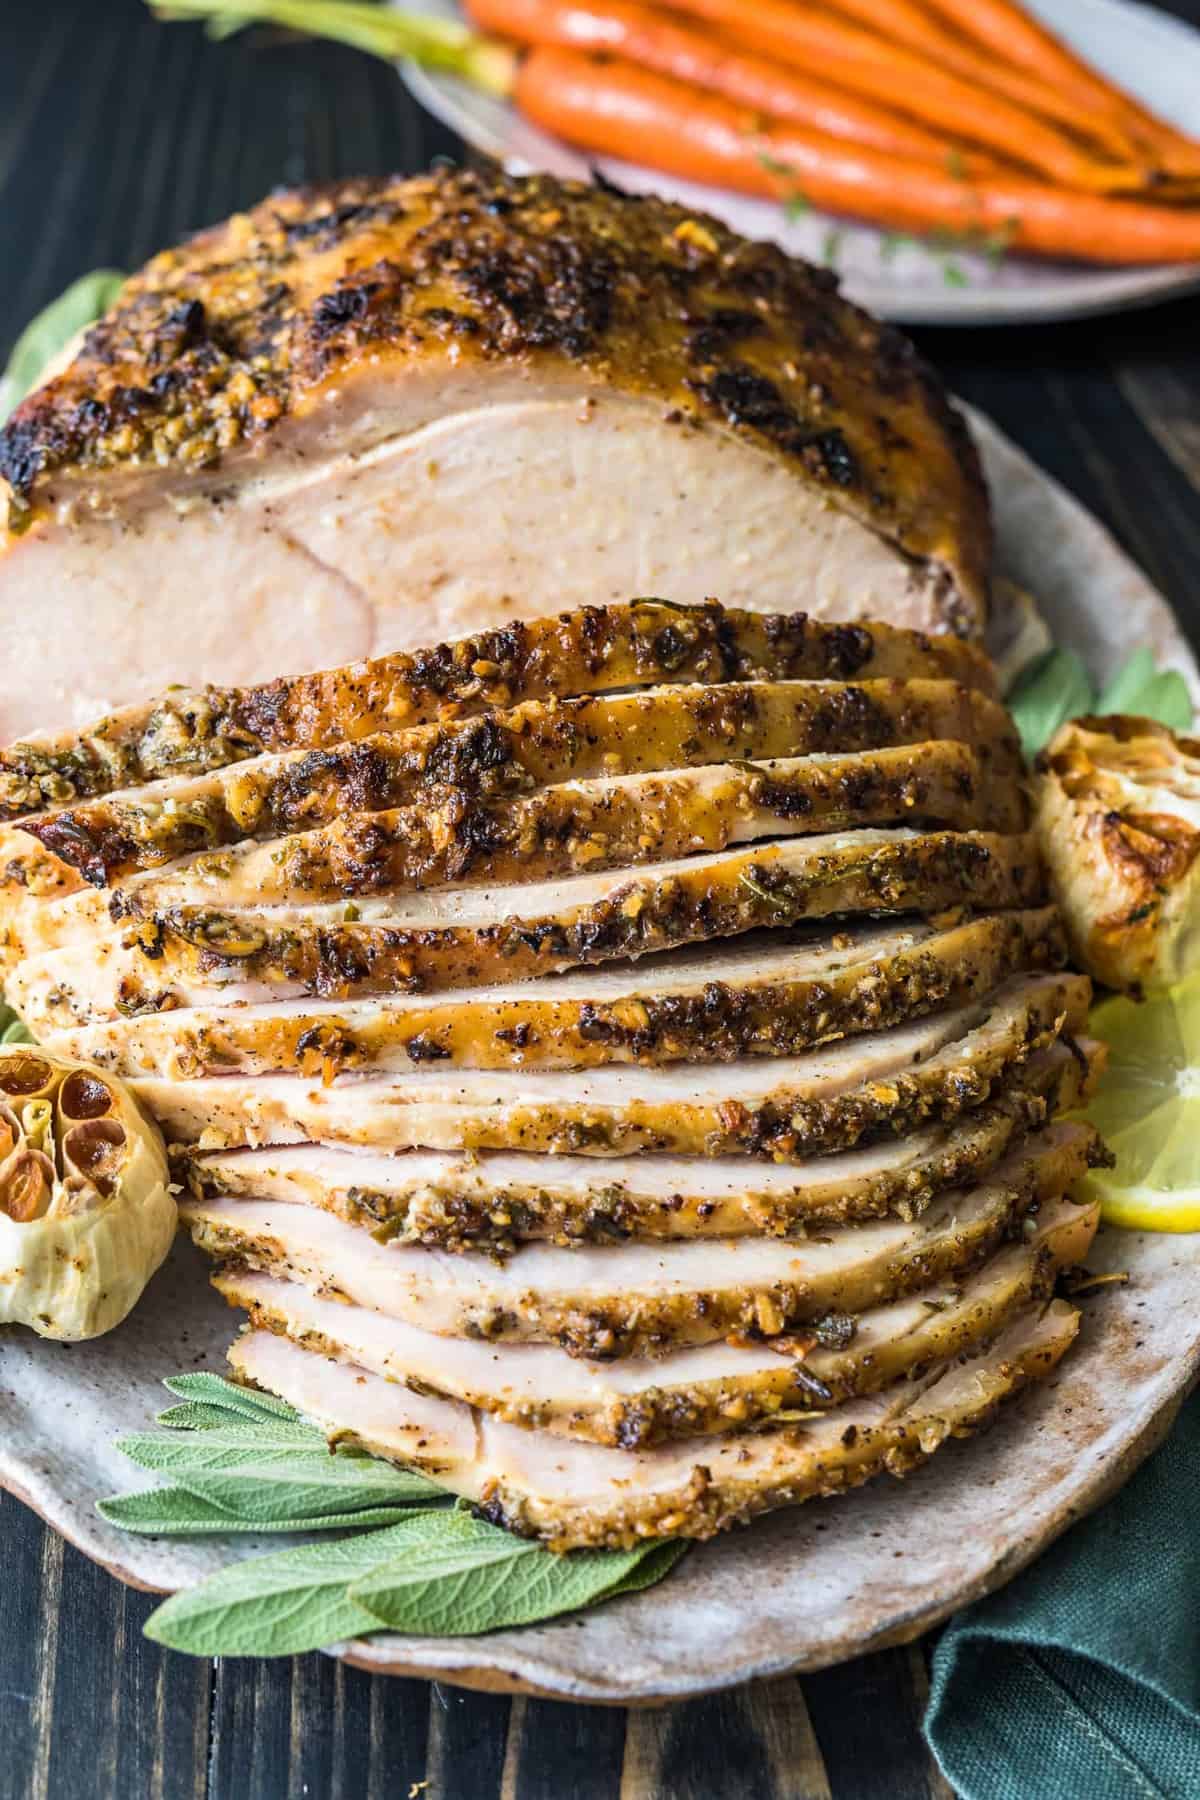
7,829,1047,1021
183,1038,1103,1248
0,602,995,825
0,170,990,742
58,910,1065,1077
215,1191,1097,1447
184,1122,1098,1357
139,972,1089,1158
25,713,1020,889
13,830,1043,1023
228,1300,1078,1548
89,771,1022,917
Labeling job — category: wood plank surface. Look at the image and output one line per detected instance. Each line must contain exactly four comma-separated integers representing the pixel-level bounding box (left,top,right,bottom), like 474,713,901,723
2,1,1199,1796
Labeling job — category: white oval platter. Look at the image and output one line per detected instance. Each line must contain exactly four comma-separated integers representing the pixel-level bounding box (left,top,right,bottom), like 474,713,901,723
1,409,1198,1701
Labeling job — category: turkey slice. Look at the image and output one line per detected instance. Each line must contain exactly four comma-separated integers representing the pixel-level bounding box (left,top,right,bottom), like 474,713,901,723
58,909,1064,1076
136,973,1090,1157
22,680,1018,885
214,1190,1098,1446
227,1299,1080,1547
183,1038,1103,1248
182,1122,1100,1357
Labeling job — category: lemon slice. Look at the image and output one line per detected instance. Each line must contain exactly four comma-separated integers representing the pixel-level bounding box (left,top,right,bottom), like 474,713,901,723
1078,972,1200,1232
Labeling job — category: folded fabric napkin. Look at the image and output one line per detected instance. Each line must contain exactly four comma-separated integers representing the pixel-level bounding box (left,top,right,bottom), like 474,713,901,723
926,1386,1200,1800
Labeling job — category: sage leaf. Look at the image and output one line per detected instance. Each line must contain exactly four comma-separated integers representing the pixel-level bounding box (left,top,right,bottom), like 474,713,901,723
98,1486,422,1537
116,1430,440,1521
348,1509,677,1637
162,1371,301,1423
599,1536,690,1598
1139,672,1193,732
156,1401,278,1432
1008,647,1096,759
1096,650,1193,731
140,1522,433,1656
154,1408,325,1446
1096,646,1156,715
0,1002,31,1045
0,270,126,424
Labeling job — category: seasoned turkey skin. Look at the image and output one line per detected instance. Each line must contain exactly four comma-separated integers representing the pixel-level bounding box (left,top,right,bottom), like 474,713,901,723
0,171,990,737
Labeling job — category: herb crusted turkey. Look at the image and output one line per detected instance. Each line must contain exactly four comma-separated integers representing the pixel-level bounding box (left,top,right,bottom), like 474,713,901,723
0,168,990,739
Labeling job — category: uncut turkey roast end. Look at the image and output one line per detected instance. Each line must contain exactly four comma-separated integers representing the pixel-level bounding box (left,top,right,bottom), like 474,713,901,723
0,165,991,739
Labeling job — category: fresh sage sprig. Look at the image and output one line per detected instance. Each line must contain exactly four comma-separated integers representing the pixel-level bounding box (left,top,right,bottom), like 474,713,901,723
99,1486,429,1538
349,1509,687,1638
100,1375,687,1655
1095,647,1194,728
144,1510,688,1657
0,1001,31,1045
1008,645,1194,759
0,270,126,424
145,1522,428,1657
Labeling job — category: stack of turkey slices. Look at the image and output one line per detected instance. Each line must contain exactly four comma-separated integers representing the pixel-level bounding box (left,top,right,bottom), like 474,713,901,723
0,600,1105,1550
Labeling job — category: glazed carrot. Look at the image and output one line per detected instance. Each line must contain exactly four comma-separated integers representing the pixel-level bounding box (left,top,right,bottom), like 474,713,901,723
652,0,1147,191
923,0,1200,176
813,0,1142,166
466,0,994,166
515,48,1200,265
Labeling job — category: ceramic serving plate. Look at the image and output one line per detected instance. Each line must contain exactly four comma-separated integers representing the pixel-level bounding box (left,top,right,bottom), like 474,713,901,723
398,0,1200,326
2,409,1199,1702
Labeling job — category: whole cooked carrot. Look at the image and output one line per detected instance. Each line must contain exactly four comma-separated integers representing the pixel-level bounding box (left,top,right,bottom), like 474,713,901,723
652,0,1147,191
466,0,995,166
923,0,1200,177
515,48,1200,264
812,0,1142,166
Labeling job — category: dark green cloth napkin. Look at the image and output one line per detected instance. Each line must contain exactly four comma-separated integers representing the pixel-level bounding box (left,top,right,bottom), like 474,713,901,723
926,1386,1200,1800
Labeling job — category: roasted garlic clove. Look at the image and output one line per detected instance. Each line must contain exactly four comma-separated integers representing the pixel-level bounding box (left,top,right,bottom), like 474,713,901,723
1034,714,1200,994
0,1045,176,1339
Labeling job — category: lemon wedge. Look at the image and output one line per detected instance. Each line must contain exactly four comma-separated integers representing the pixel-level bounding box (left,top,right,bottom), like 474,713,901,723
1078,972,1200,1231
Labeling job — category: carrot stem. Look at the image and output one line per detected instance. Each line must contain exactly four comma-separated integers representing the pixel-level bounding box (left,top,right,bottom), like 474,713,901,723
150,0,518,94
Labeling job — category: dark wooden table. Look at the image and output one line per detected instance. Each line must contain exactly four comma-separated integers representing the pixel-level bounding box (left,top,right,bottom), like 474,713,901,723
2,3,1198,1795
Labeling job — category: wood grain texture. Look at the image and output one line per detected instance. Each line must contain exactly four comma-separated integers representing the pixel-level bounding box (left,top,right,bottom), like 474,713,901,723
2,0,1200,1795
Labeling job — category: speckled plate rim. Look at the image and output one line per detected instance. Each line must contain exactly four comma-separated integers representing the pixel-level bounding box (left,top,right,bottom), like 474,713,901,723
2,408,1199,1703
336,1372,1197,1701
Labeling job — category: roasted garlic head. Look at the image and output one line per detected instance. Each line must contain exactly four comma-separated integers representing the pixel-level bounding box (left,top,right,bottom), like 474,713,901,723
0,1046,175,1339
1034,714,1200,994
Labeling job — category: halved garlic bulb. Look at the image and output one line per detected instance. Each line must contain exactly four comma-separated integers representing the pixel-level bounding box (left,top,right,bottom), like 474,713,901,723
0,1046,175,1339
